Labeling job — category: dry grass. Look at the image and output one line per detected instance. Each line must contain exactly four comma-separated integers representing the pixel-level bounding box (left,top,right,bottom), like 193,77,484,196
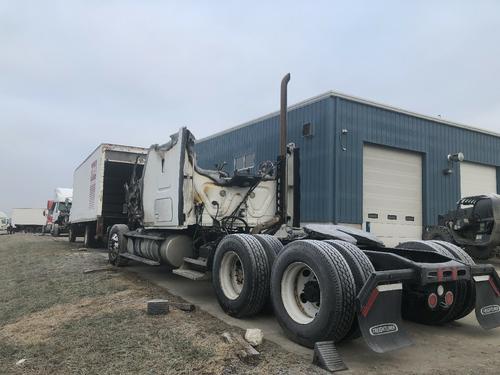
0,235,322,375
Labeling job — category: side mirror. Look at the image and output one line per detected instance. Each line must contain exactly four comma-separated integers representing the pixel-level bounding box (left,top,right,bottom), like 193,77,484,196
43,210,47,217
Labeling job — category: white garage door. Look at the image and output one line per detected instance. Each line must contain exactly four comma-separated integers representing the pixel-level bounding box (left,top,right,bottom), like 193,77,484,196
460,162,497,198
363,144,422,247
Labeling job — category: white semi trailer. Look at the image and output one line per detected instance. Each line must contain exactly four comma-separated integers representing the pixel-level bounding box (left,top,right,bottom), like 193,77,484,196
11,208,46,232
69,144,147,247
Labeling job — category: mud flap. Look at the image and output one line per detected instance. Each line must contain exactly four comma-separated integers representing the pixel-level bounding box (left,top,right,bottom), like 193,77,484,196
357,283,413,353
474,275,500,329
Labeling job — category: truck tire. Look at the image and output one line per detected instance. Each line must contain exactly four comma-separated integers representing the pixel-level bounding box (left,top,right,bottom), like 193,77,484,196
108,224,129,266
397,240,465,325
423,226,453,242
52,224,60,237
84,224,96,248
430,240,476,320
271,240,356,348
212,234,269,318
68,226,76,243
324,240,375,339
253,234,283,267
464,245,494,261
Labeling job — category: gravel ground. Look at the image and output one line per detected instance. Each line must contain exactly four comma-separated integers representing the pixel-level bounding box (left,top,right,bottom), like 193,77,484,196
0,234,323,375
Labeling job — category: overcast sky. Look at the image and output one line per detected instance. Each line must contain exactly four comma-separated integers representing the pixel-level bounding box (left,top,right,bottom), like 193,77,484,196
1,1,500,215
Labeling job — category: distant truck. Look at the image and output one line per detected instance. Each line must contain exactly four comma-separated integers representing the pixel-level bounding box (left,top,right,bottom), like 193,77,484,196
69,144,147,247
11,208,46,233
0,211,8,233
43,188,73,236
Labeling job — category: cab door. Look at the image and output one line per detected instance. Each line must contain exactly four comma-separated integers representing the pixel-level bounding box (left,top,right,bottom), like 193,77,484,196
142,128,188,228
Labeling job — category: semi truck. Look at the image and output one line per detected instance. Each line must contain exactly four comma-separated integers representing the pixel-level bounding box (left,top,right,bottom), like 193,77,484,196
11,208,46,233
43,187,73,236
0,211,8,233
69,144,147,247
107,75,500,355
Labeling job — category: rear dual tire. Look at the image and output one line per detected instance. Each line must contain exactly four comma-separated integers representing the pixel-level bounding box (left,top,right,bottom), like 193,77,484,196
270,240,357,347
397,240,470,324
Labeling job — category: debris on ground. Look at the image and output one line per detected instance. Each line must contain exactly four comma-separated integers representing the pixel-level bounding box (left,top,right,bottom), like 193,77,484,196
221,332,260,364
147,299,170,315
15,358,26,366
83,266,115,274
244,328,263,347
169,301,195,312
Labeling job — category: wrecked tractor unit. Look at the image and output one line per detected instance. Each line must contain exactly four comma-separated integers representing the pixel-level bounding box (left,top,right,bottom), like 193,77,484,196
107,75,500,355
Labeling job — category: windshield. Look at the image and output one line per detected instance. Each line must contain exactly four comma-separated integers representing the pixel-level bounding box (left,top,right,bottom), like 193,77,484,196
58,202,72,212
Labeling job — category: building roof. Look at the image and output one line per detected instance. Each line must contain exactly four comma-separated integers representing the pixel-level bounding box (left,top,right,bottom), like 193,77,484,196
197,90,500,143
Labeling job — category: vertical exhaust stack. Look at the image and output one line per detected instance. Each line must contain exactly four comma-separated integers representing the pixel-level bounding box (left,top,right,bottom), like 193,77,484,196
280,73,291,159
279,73,291,224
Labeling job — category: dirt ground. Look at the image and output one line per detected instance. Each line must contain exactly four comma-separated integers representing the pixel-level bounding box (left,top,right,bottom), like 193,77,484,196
1,234,500,374
0,234,323,375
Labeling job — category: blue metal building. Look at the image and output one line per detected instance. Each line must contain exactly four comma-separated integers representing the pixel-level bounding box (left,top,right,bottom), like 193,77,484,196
195,92,500,245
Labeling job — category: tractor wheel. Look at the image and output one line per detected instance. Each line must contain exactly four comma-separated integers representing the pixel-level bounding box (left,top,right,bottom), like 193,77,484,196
253,234,284,312
108,224,129,266
423,226,453,242
68,226,77,243
430,240,476,320
324,240,375,340
271,240,356,348
464,245,494,261
83,224,96,248
52,224,60,237
397,241,465,325
253,234,283,267
212,234,270,318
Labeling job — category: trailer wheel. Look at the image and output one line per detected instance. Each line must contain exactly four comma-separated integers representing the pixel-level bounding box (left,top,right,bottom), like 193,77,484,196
397,241,464,324
271,240,356,347
212,234,269,318
83,224,96,248
68,226,76,243
324,240,375,339
430,240,476,320
108,224,129,266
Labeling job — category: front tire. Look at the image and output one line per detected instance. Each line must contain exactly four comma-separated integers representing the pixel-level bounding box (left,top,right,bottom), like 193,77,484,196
212,234,270,318
271,240,356,348
108,224,129,266
52,224,60,237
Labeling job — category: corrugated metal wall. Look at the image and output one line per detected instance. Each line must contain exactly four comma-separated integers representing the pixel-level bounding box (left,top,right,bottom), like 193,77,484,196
334,97,500,225
196,94,500,226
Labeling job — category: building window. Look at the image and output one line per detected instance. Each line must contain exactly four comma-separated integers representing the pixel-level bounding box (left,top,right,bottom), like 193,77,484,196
303,122,313,137
234,153,255,172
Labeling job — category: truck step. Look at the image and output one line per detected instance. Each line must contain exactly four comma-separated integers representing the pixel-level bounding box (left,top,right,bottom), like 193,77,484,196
120,253,161,266
172,268,208,280
183,257,208,268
